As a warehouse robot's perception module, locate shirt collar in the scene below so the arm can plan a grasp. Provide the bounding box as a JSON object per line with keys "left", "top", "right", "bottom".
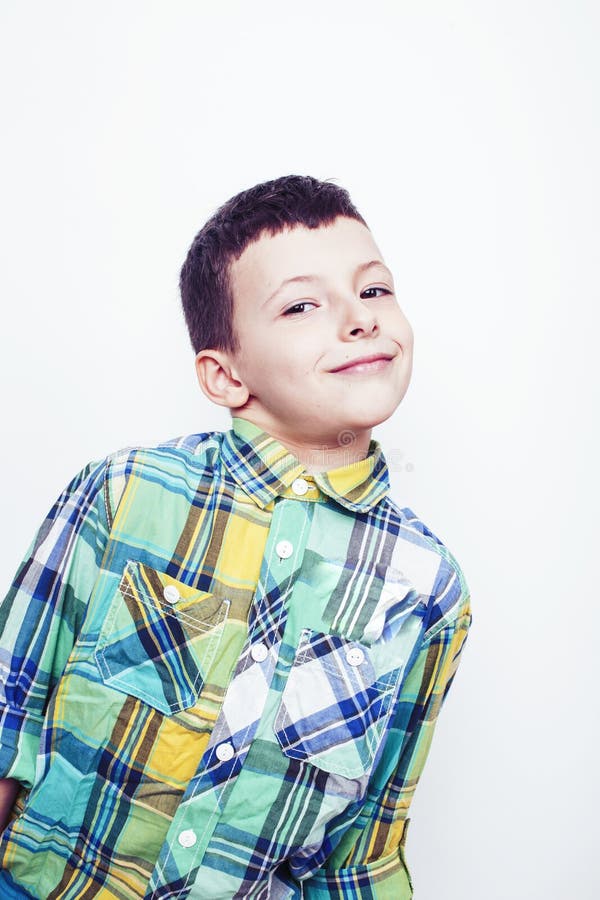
{"left": 221, "top": 416, "right": 390, "bottom": 513}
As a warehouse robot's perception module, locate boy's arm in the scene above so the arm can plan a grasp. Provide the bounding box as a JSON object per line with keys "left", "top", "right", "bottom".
{"left": 303, "top": 591, "right": 473, "bottom": 898}
{"left": 0, "top": 457, "right": 111, "bottom": 791}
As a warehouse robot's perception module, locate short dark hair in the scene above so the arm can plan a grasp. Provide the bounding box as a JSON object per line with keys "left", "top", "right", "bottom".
{"left": 179, "top": 174, "right": 368, "bottom": 356}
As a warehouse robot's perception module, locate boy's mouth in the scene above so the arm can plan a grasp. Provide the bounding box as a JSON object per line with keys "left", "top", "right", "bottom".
{"left": 328, "top": 353, "right": 395, "bottom": 374}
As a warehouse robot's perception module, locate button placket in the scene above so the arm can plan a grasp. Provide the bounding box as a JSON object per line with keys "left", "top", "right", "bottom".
{"left": 150, "top": 500, "right": 312, "bottom": 894}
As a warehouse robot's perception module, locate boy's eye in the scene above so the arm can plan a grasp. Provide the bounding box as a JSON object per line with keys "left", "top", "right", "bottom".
{"left": 361, "top": 286, "right": 392, "bottom": 299}
{"left": 282, "top": 301, "right": 317, "bottom": 316}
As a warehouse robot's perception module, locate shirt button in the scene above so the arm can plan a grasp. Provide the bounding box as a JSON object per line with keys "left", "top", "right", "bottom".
{"left": 178, "top": 829, "right": 197, "bottom": 848}
{"left": 275, "top": 540, "right": 293, "bottom": 559}
{"left": 346, "top": 647, "right": 365, "bottom": 667}
{"left": 215, "top": 742, "right": 235, "bottom": 761}
{"left": 250, "top": 642, "right": 268, "bottom": 663}
{"left": 163, "top": 585, "right": 181, "bottom": 604}
{"left": 291, "top": 478, "right": 309, "bottom": 495}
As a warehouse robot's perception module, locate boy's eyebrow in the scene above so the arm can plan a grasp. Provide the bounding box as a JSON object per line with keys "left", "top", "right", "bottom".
{"left": 262, "top": 259, "right": 393, "bottom": 308}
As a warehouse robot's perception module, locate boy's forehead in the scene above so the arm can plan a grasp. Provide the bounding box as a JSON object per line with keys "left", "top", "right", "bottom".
{"left": 229, "top": 217, "right": 385, "bottom": 303}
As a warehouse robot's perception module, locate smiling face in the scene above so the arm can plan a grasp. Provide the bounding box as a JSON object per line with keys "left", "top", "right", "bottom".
{"left": 195, "top": 215, "right": 414, "bottom": 460}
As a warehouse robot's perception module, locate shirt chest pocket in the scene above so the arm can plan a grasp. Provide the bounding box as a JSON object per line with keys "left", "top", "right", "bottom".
{"left": 94, "top": 559, "right": 229, "bottom": 716}
{"left": 273, "top": 629, "right": 401, "bottom": 780}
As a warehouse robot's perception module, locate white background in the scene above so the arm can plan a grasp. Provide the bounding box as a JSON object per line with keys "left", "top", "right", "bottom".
{"left": 1, "top": 2, "right": 598, "bottom": 898}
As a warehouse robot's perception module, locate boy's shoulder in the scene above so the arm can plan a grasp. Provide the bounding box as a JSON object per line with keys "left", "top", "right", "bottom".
{"left": 385, "top": 494, "right": 467, "bottom": 577}
{"left": 109, "top": 427, "right": 223, "bottom": 463}
{"left": 381, "top": 493, "right": 471, "bottom": 635}
{"left": 103, "top": 428, "right": 224, "bottom": 478}
{"left": 82, "top": 428, "right": 225, "bottom": 525}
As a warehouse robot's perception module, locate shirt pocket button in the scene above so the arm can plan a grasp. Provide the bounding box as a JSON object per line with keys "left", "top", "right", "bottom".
{"left": 163, "top": 584, "right": 181, "bottom": 605}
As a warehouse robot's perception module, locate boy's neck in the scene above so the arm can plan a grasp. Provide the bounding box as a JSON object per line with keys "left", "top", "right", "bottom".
{"left": 230, "top": 413, "right": 373, "bottom": 474}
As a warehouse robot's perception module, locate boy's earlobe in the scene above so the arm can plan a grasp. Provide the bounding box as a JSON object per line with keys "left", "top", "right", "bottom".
{"left": 194, "top": 350, "right": 249, "bottom": 409}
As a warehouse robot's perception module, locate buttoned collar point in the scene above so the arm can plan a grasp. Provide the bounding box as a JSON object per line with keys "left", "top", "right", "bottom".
{"left": 222, "top": 416, "right": 391, "bottom": 513}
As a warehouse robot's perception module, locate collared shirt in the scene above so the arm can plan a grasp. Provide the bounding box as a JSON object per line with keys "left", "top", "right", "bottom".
{"left": 0, "top": 416, "right": 473, "bottom": 899}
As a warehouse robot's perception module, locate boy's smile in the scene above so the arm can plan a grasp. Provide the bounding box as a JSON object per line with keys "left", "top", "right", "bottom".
{"left": 195, "top": 215, "right": 414, "bottom": 471}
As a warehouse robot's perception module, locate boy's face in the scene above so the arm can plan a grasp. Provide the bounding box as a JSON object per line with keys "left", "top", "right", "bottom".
{"left": 204, "top": 215, "right": 413, "bottom": 448}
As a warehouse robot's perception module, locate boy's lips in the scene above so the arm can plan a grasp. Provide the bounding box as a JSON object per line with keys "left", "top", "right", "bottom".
{"left": 328, "top": 352, "right": 396, "bottom": 374}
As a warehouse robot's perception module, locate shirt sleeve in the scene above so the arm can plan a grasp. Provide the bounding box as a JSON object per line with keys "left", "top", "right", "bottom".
{"left": 0, "top": 457, "right": 111, "bottom": 788}
{"left": 303, "top": 588, "right": 473, "bottom": 899}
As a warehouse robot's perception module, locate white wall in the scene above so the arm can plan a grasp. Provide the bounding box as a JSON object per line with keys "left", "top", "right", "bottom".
{"left": 1, "top": 2, "right": 598, "bottom": 897}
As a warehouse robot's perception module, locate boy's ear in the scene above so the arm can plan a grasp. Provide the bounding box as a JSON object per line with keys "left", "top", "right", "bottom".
{"left": 194, "top": 349, "right": 250, "bottom": 409}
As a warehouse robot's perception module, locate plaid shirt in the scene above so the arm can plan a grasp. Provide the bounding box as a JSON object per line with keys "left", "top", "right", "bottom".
{"left": 0, "top": 416, "right": 472, "bottom": 898}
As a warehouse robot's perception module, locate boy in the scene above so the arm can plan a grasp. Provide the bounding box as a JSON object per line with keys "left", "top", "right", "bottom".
{"left": 0, "top": 174, "right": 472, "bottom": 898}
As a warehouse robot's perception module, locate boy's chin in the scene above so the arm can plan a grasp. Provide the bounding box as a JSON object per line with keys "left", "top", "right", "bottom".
{"left": 337, "top": 403, "right": 401, "bottom": 431}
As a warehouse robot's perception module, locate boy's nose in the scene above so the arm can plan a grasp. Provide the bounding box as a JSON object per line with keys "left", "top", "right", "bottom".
{"left": 340, "top": 298, "right": 380, "bottom": 337}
